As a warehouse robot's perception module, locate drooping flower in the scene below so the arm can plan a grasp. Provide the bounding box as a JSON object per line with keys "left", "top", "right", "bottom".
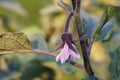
{"left": 56, "top": 33, "right": 80, "bottom": 64}
{"left": 54, "top": 12, "right": 80, "bottom": 64}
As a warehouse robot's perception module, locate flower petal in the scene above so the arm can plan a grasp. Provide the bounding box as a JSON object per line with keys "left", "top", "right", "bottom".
{"left": 69, "top": 49, "right": 80, "bottom": 59}
{"left": 69, "top": 43, "right": 80, "bottom": 59}
{"left": 56, "top": 43, "right": 69, "bottom": 64}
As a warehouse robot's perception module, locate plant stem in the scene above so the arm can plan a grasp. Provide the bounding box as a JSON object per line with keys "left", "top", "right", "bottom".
{"left": 64, "top": 12, "right": 73, "bottom": 32}
{"left": 71, "top": 0, "right": 94, "bottom": 76}
{"left": 0, "top": 49, "right": 84, "bottom": 69}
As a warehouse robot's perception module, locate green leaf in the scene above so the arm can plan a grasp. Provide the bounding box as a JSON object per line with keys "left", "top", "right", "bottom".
{"left": 0, "top": 33, "right": 33, "bottom": 51}
{"left": 98, "top": 20, "right": 114, "bottom": 41}
{"left": 81, "top": 11, "right": 96, "bottom": 40}
{"left": 94, "top": 5, "right": 120, "bottom": 38}
{"left": 103, "top": 29, "right": 120, "bottom": 52}
{"left": 109, "top": 46, "right": 120, "bottom": 80}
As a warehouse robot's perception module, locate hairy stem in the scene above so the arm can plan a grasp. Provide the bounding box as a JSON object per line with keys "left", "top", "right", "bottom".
{"left": 0, "top": 49, "right": 84, "bottom": 69}
{"left": 71, "top": 0, "right": 94, "bottom": 76}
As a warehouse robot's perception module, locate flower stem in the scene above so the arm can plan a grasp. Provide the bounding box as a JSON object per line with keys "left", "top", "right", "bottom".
{"left": 71, "top": 0, "right": 94, "bottom": 76}
{"left": 64, "top": 12, "right": 73, "bottom": 33}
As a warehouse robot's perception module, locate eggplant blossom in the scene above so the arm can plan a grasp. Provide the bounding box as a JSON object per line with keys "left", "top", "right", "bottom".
{"left": 56, "top": 33, "right": 80, "bottom": 64}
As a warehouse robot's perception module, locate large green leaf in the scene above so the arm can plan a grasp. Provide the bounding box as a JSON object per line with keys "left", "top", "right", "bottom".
{"left": 0, "top": 33, "right": 32, "bottom": 51}
{"left": 109, "top": 47, "right": 120, "bottom": 80}
{"left": 94, "top": 5, "right": 120, "bottom": 38}
{"left": 80, "top": 11, "right": 96, "bottom": 40}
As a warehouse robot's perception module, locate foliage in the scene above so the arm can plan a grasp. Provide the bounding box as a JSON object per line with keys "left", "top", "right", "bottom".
{"left": 0, "top": 33, "right": 32, "bottom": 50}
{"left": 0, "top": 0, "right": 52, "bottom": 26}
{"left": 81, "top": 4, "right": 120, "bottom": 80}
{"left": 0, "top": 0, "right": 120, "bottom": 80}
{"left": 93, "top": 5, "right": 120, "bottom": 39}
{"left": 109, "top": 47, "right": 120, "bottom": 80}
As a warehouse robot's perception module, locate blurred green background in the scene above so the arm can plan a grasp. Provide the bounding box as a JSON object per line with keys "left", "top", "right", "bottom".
{"left": 0, "top": 0, "right": 120, "bottom": 80}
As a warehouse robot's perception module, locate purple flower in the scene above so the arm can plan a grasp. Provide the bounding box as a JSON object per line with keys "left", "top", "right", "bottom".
{"left": 56, "top": 33, "right": 80, "bottom": 64}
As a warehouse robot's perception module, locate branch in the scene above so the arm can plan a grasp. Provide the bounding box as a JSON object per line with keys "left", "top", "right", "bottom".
{"left": 72, "top": 0, "right": 82, "bottom": 36}
{"left": 71, "top": 0, "right": 94, "bottom": 76}
{"left": 0, "top": 49, "right": 84, "bottom": 69}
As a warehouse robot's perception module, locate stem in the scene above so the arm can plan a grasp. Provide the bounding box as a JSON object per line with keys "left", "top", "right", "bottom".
{"left": 0, "top": 49, "right": 84, "bottom": 69}
{"left": 71, "top": 0, "right": 76, "bottom": 10}
{"left": 64, "top": 12, "right": 73, "bottom": 32}
{"left": 71, "top": 0, "right": 94, "bottom": 76}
